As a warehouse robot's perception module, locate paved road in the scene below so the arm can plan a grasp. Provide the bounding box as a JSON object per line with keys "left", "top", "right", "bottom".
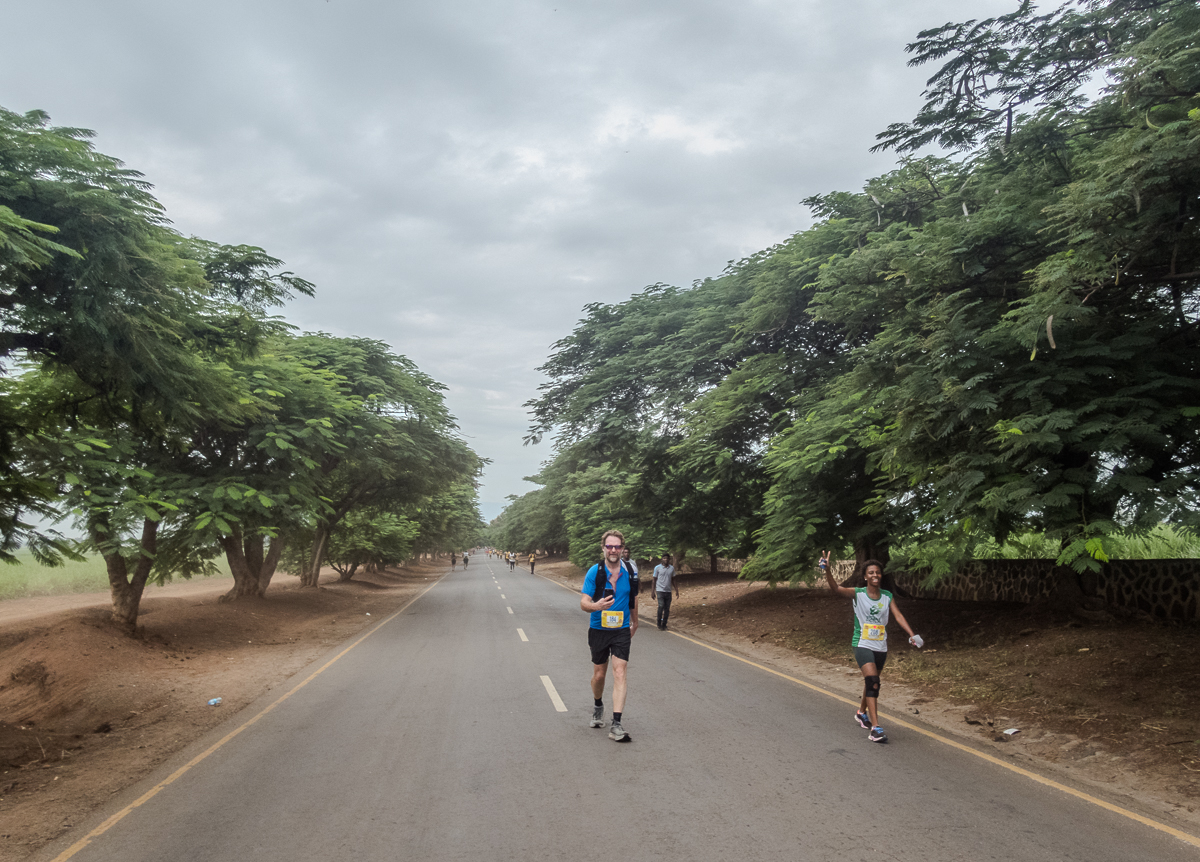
{"left": 43, "top": 559, "right": 1199, "bottom": 861}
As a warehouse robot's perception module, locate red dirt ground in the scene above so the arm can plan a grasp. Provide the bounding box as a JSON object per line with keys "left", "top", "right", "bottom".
{"left": 0, "top": 565, "right": 441, "bottom": 862}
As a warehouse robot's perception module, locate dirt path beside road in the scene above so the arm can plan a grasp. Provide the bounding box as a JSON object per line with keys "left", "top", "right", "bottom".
{"left": 0, "top": 565, "right": 443, "bottom": 862}
{"left": 0, "top": 576, "right": 236, "bottom": 628}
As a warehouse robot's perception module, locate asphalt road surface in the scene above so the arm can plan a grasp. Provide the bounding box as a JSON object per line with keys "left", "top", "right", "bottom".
{"left": 42, "top": 559, "right": 1200, "bottom": 862}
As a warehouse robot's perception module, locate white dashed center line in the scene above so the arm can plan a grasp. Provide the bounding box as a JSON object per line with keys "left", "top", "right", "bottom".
{"left": 540, "top": 675, "right": 568, "bottom": 712}
{"left": 517, "top": 628, "right": 529, "bottom": 642}
{"left": 507, "top": 607, "right": 513, "bottom": 614}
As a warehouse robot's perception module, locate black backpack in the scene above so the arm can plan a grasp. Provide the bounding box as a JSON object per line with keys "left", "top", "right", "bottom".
{"left": 590, "top": 560, "right": 639, "bottom": 601}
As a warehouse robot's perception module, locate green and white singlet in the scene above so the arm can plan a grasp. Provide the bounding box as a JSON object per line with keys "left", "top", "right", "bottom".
{"left": 851, "top": 587, "right": 893, "bottom": 652}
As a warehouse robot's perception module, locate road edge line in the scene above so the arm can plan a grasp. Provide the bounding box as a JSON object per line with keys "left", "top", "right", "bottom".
{"left": 666, "top": 629, "right": 1200, "bottom": 848}
{"left": 48, "top": 575, "right": 446, "bottom": 862}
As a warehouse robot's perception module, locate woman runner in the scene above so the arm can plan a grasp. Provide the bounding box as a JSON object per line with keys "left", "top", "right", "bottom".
{"left": 821, "top": 551, "right": 922, "bottom": 744}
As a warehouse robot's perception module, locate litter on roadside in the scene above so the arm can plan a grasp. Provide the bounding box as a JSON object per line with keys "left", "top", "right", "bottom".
{"left": 207, "top": 698, "right": 222, "bottom": 706}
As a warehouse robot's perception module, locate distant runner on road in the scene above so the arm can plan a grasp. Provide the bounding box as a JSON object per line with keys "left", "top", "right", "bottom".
{"left": 462, "top": 551, "right": 469, "bottom": 568}
{"left": 822, "top": 552, "right": 922, "bottom": 744}
{"left": 581, "top": 529, "right": 638, "bottom": 742}
{"left": 451, "top": 552, "right": 457, "bottom": 571}
{"left": 529, "top": 553, "right": 535, "bottom": 574}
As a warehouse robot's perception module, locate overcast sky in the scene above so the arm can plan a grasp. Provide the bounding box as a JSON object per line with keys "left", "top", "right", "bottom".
{"left": 2, "top": 0, "right": 1015, "bottom": 519}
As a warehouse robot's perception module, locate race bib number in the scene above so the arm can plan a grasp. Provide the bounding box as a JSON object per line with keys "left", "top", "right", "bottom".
{"left": 861, "top": 623, "right": 885, "bottom": 642}
{"left": 601, "top": 610, "right": 625, "bottom": 629}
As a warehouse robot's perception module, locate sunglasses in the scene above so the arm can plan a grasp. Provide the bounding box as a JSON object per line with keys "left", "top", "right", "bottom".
{"left": 603, "top": 543, "right": 624, "bottom": 550}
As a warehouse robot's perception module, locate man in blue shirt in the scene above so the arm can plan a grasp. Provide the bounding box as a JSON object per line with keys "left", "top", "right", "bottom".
{"left": 580, "top": 529, "right": 639, "bottom": 741}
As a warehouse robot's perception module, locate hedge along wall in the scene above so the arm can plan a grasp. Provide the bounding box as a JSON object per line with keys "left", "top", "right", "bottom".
{"left": 890, "top": 559, "right": 1200, "bottom": 622}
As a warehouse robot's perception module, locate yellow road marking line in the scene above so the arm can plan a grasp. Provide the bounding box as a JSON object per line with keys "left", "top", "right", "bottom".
{"left": 532, "top": 574, "right": 1198, "bottom": 844}
{"left": 50, "top": 577, "right": 444, "bottom": 862}
{"left": 668, "top": 629, "right": 1200, "bottom": 848}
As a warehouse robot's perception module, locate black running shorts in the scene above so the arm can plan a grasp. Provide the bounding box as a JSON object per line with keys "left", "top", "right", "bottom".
{"left": 589, "top": 627, "right": 632, "bottom": 665}
{"left": 853, "top": 647, "right": 887, "bottom": 671}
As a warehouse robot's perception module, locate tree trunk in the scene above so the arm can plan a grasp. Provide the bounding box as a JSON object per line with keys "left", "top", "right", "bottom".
{"left": 256, "top": 537, "right": 283, "bottom": 595}
{"left": 220, "top": 528, "right": 257, "bottom": 601}
{"left": 853, "top": 537, "right": 890, "bottom": 572}
{"left": 220, "top": 531, "right": 284, "bottom": 599}
{"left": 709, "top": 551, "right": 718, "bottom": 574}
{"left": 337, "top": 561, "right": 359, "bottom": 582}
{"left": 850, "top": 537, "right": 906, "bottom": 594}
{"left": 300, "top": 525, "right": 330, "bottom": 588}
{"left": 93, "top": 515, "right": 158, "bottom": 633}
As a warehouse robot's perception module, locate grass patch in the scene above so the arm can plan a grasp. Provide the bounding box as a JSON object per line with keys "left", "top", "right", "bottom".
{"left": 0, "top": 552, "right": 111, "bottom": 599}
{"left": 0, "top": 551, "right": 230, "bottom": 600}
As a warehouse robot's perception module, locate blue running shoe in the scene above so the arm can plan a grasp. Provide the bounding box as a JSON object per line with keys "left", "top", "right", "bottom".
{"left": 854, "top": 711, "right": 871, "bottom": 729}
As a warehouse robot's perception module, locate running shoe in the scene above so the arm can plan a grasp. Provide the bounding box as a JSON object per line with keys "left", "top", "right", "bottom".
{"left": 854, "top": 711, "right": 870, "bottom": 729}
{"left": 590, "top": 705, "right": 605, "bottom": 728}
{"left": 608, "top": 721, "right": 630, "bottom": 742}
{"left": 868, "top": 726, "right": 888, "bottom": 744}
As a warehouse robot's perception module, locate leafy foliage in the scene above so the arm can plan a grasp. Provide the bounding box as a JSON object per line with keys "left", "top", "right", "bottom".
{"left": 0, "top": 106, "right": 483, "bottom": 627}
{"left": 504, "top": 0, "right": 1200, "bottom": 587}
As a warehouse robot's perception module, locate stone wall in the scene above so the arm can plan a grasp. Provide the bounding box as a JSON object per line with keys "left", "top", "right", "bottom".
{"left": 891, "top": 559, "right": 1200, "bottom": 622}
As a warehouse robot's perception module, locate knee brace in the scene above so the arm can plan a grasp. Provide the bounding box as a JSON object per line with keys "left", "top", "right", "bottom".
{"left": 864, "top": 675, "right": 881, "bottom": 699}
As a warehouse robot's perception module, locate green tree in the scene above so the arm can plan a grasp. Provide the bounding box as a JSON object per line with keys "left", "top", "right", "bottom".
{"left": 279, "top": 335, "right": 483, "bottom": 585}
{"left": 325, "top": 509, "right": 420, "bottom": 581}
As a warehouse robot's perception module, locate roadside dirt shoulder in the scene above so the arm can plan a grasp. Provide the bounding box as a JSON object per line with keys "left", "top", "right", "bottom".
{"left": 540, "top": 559, "right": 1200, "bottom": 836}
{"left": 0, "top": 565, "right": 444, "bottom": 862}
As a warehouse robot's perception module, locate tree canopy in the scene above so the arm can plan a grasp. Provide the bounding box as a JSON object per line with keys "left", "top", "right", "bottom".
{"left": 0, "top": 107, "right": 483, "bottom": 629}
{"left": 503, "top": 0, "right": 1200, "bottom": 584}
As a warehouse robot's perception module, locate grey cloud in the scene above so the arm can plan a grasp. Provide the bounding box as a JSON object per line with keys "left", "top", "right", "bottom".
{"left": 1, "top": 0, "right": 1017, "bottom": 510}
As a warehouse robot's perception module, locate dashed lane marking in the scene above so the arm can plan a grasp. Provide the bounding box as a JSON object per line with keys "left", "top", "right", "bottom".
{"left": 507, "top": 607, "right": 513, "bottom": 614}
{"left": 517, "top": 628, "right": 529, "bottom": 642}
{"left": 540, "top": 675, "right": 568, "bottom": 712}
{"left": 532, "top": 571, "right": 1198, "bottom": 846}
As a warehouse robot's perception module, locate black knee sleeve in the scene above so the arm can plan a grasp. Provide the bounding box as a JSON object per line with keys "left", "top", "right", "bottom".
{"left": 864, "top": 675, "right": 881, "bottom": 699}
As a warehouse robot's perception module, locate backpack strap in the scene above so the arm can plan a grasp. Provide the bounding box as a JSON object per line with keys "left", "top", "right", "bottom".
{"left": 590, "top": 559, "right": 628, "bottom": 600}
{"left": 591, "top": 563, "right": 609, "bottom": 601}
{"left": 590, "top": 561, "right": 639, "bottom": 601}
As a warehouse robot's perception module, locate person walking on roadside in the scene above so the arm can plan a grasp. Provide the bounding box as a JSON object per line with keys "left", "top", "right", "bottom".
{"left": 821, "top": 551, "right": 922, "bottom": 744}
{"left": 451, "top": 552, "right": 457, "bottom": 571}
{"left": 621, "top": 547, "right": 638, "bottom": 580}
{"left": 652, "top": 553, "right": 679, "bottom": 630}
{"left": 581, "top": 529, "right": 638, "bottom": 742}
{"left": 529, "top": 553, "right": 536, "bottom": 575}
{"left": 462, "top": 551, "right": 469, "bottom": 568}
{"left": 508, "top": 551, "right": 516, "bottom": 571}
